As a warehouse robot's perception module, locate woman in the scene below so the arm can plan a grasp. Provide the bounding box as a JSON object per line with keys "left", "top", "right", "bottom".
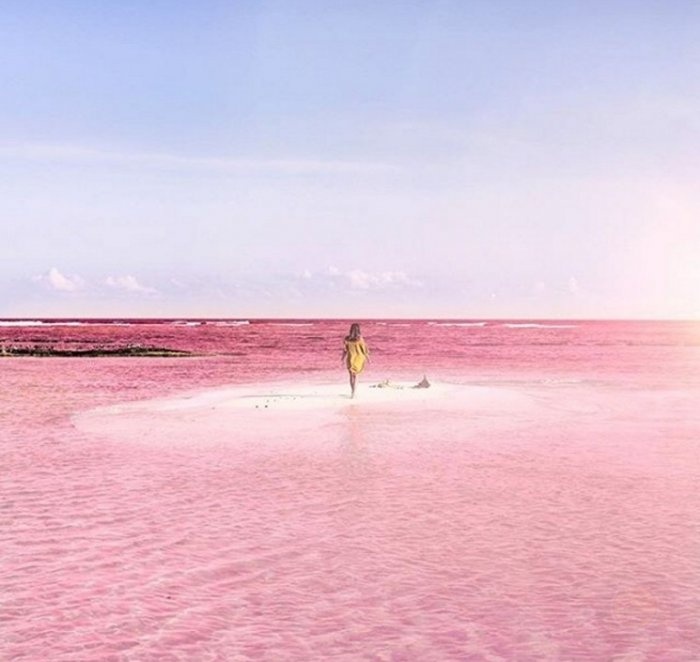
{"left": 341, "top": 323, "right": 370, "bottom": 398}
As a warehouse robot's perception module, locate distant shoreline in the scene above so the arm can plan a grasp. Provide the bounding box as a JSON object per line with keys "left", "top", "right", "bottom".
{"left": 0, "top": 346, "right": 193, "bottom": 358}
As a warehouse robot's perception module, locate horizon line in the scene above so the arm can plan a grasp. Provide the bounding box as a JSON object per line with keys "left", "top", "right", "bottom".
{"left": 1, "top": 316, "right": 698, "bottom": 323}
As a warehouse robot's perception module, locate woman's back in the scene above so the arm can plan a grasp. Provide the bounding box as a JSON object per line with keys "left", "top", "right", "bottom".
{"left": 343, "top": 323, "right": 368, "bottom": 397}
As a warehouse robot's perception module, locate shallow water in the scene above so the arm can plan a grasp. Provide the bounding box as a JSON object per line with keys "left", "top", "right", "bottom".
{"left": 2, "top": 320, "right": 700, "bottom": 660}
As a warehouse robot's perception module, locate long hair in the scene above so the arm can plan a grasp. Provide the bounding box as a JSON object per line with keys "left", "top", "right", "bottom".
{"left": 346, "top": 322, "right": 361, "bottom": 341}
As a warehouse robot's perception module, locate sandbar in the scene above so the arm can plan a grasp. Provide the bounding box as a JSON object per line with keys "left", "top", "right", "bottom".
{"left": 73, "top": 379, "right": 534, "bottom": 447}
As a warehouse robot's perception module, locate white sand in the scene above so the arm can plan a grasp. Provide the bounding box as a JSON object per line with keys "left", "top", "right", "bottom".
{"left": 80, "top": 379, "right": 527, "bottom": 415}
{"left": 154, "top": 380, "right": 450, "bottom": 411}
{"left": 73, "top": 380, "right": 534, "bottom": 446}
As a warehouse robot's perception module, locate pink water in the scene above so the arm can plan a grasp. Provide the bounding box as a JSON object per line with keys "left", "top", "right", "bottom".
{"left": 2, "top": 320, "right": 700, "bottom": 660}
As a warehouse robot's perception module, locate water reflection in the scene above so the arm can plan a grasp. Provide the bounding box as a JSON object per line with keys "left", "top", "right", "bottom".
{"left": 336, "top": 405, "right": 375, "bottom": 483}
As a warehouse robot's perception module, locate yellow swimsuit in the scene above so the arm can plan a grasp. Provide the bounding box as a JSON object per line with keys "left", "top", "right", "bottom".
{"left": 345, "top": 338, "right": 369, "bottom": 374}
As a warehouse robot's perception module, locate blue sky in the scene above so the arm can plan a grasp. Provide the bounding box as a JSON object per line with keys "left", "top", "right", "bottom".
{"left": 2, "top": 1, "right": 699, "bottom": 317}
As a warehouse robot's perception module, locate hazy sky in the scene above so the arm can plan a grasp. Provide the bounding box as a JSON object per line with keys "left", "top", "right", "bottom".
{"left": 2, "top": 1, "right": 699, "bottom": 318}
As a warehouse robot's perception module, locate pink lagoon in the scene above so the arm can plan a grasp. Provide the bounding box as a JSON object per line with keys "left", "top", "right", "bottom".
{"left": 2, "top": 318, "right": 700, "bottom": 660}
{"left": 6, "top": 1, "right": 700, "bottom": 659}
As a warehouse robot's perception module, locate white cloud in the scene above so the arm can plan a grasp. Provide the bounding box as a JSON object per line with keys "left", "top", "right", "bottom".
{"left": 302, "top": 267, "right": 421, "bottom": 291}
{"left": 105, "top": 275, "right": 157, "bottom": 295}
{"left": 568, "top": 276, "right": 580, "bottom": 294}
{"left": 32, "top": 267, "right": 84, "bottom": 292}
{"left": 346, "top": 269, "right": 418, "bottom": 290}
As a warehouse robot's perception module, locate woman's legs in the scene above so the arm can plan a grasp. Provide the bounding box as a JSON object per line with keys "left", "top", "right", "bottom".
{"left": 349, "top": 371, "right": 357, "bottom": 397}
